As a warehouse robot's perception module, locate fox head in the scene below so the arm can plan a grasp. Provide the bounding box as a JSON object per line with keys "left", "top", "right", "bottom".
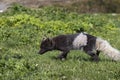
{"left": 38, "top": 38, "right": 55, "bottom": 55}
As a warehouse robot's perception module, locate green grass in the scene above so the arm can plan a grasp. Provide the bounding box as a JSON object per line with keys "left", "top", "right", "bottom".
{"left": 1, "top": 32, "right": 120, "bottom": 80}
{"left": 1, "top": 45, "right": 120, "bottom": 80}
{"left": 0, "top": 4, "right": 120, "bottom": 80}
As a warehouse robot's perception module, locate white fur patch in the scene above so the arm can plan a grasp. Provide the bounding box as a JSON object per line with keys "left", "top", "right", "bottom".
{"left": 96, "top": 38, "right": 120, "bottom": 61}
{"left": 73, "top": 33, "right": 87, "bottom": 49}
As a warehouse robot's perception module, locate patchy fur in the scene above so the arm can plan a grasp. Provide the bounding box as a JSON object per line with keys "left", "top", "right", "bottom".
{"left": 73, "top": 33, "right": 87, "bottom": 49}
{"left": 38, "top": 32, "right": 120, "bottom": 61}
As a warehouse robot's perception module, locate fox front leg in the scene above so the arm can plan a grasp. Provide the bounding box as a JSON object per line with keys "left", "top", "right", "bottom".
{"left": 57, "top": 50, "right": 70, "bottom": 60}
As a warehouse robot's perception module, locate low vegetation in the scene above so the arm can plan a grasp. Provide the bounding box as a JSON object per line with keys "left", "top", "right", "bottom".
{"left": 0, "top": 4, "right": 120, "bottom": 80}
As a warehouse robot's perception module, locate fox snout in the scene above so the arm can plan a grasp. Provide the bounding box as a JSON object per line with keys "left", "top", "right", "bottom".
{"left": 38, "top": 49, "right": 46, "bottom": 55}
{"left": 38, "top": 37, "right": 55, "bottom": 55}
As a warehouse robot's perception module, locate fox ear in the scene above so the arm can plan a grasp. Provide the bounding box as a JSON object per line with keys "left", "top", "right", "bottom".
{"left": 42, "top": 37, "right": 47, "bottom": 41}
{"left": 48, "top": 38, "right": 52, "bottom": 41}
{"left": 47, "top": 38, "right": 53, "bottom": 43}
{"left": 48, "top": 38, "right": 55, "bottom": 47}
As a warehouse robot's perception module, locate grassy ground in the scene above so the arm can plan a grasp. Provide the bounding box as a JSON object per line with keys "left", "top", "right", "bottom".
{"left": 0, "top": 27, "right": 120, "bottom": 80}
{"left": 0, "top": 4, "right": 120, "bottom": 80}
{"left": 1, "top": 42, "right": 120, "bottom": 80}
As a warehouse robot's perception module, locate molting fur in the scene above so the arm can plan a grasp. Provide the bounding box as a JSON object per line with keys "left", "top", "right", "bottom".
{"left": 73, "top": 33, "right": 87, "bottom": 49}
{"left": 38, "top": 32, "right": 120, "bottom": 61}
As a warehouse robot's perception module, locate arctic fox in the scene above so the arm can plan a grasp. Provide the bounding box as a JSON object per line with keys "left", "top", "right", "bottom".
{"left": 38, "top": 32, "right": 120, "bottom": 61}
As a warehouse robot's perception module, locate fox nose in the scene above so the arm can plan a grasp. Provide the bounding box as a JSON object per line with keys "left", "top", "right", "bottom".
{"left": 38, "top": 51, "right": 42, "bottom": 55}
{"left": 38, "top": 49, "right": 45, "bottom": 55}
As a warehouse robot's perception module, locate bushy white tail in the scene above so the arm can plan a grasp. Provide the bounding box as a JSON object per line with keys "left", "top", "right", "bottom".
{"left": 96, "top": 38, "right": 120, "bottom": 61}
